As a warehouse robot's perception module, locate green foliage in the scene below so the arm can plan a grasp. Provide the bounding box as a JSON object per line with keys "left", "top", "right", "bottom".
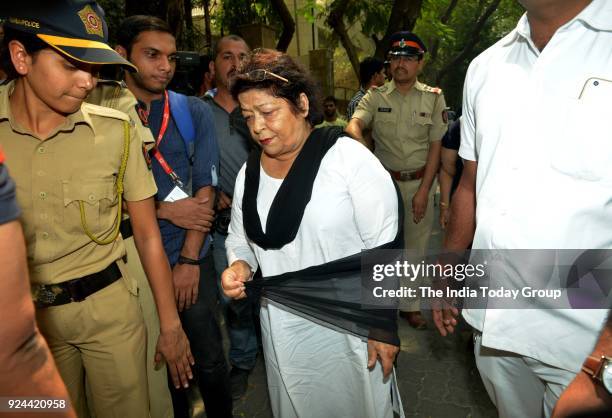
{"left": 216, "top": 0, "right": 282, "bottom": 35}
{"left": 297, "top": 0, "right": 326, "bottom": 25}
{"left": 351, "top": 0, "right": 391, "bottom": 36}
{"left": 414, "top": 0, "right": 523, "bottom": 109}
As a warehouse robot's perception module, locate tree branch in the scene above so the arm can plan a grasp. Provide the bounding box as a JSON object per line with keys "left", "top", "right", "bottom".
{"left": 435, "top": 0, "right": 502, "bottom": 84}
{"left": 429, "top": 0, "right": 460, "bottom": 63}
{"left": 270, "top": 0, "right": 295, "bottom": 52}
{"left": 327, "top": 0, "right": 360, "bottom": 77}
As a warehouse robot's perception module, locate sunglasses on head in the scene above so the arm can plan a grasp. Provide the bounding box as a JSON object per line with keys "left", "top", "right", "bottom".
{"left": 244, "top": 69, "right": 289, "bottom": 83}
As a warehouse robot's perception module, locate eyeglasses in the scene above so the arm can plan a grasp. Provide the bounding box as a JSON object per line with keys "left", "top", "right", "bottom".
{"left": 245, "top": 69, "right": 289, "bottom": 83}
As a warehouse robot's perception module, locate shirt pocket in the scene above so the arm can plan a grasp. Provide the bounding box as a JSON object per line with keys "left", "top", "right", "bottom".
{"left": 549, "top": 99, "right": 612, "bottom": 184}
{"left": 411, "top": 114, "right": 433, "bottom": 144}
{"left": 62, "top": 179, "right": 118, "bottom": 235}
{"left": 373, "top": 113, "right": 396, "bottom": 140}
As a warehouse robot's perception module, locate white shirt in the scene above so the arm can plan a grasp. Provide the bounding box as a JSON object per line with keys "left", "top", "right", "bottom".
{"left": 459, "top": 0, "right": 611, "bottom": 372}
{"left": 227, "top": 135, "right": 398, "bottom": 276}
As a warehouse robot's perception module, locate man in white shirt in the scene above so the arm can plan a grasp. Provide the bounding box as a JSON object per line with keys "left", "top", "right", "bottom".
{"left": 435, "top": 1, "right": 611, "bottom": 417}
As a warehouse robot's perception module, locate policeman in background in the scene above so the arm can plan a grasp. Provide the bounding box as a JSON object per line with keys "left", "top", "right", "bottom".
{"left": 0, "top": 1, "right": 193, "bottom": 417}
{"left": 346, "top": 31, "right": 448, "bottom": 329}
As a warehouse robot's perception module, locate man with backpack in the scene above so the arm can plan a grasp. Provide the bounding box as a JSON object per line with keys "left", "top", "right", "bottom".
{"left": 116, "top": 15, "right": 232, "bottom": 418}
{"left": 202, "top": 34, "right": 259, "bottom": 400}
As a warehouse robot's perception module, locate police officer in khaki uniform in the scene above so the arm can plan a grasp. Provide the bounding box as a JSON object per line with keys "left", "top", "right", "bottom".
{"left": 346, "top": 31, "right": 448, "bottom": 328}
{"left": 87, "top": 80, "right": 174, "bottom": 418}
{"left": 0, "top": 2, "right": 194, "bottom": 417}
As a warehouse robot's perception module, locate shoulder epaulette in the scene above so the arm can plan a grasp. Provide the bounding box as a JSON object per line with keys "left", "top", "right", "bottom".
{"left": 96, "top": 79, "right": 127, "bottom": 89}
{"left": 82, "top": 103, "right": 130, "bottom": 122}
{"left": 374, "top": 84, "right": 388, "bottom": 93}
{"left": 424, "top": 85, "right": 443, "bottom": 95}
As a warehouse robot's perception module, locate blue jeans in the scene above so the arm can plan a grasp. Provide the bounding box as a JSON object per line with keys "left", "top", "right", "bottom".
{"left": 212, "top": 231, "right": 259, "bottom": 371}
{"left": 168, "top": 251, "right": 232, "bottom": 418}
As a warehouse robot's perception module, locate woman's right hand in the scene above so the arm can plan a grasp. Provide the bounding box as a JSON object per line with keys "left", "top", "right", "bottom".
{"left": 221, "top": 260, "right": 252, "bottom": 300}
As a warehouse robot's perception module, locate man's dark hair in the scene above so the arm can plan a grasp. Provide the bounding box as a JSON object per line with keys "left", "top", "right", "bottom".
{"left": 1, "top": 27, "right": 48, "bottom": 80}
{"left": 230, "top": 49, "right": 323, "bottom": 127}
{"left": 359, "top": 57, "right": 384, "bottom": 88}
{"left": 211, "top": 35, "right": 248, "bottom": 59}
{"left": 116, "top": 15, "right": 172, "bottom": 57}
{"left": 323, "top": 96, "right": 337, "bottom": 104}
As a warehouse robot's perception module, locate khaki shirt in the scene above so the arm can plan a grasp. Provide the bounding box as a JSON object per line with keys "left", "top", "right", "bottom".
{"left": 87, "top": 80, "right": 155, "bottom": 150}
{"left": 0, "top": 82, "right": 157, "bottom": 285}
{"left": 352, "top": 79, "right": 448, "bottom": 171}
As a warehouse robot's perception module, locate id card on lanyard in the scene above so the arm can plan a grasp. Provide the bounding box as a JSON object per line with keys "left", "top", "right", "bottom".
{"left": 148, "top": 91, "right": 189, "bottom": 202}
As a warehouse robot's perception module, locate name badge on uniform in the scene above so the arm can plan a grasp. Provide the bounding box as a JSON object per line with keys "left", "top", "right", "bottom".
{"left": 377, "top": 107, "right": 392, "bottom": 113}
{"left": 164, "top": 185, "right": 189, "bottom": 202}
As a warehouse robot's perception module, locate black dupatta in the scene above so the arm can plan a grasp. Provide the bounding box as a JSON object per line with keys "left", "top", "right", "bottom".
{"left": 242, "top": 126, "right": 403, "bottom": 346}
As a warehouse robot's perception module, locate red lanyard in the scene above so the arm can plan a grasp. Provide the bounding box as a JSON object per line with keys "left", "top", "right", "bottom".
{"left": 150, "top": 91, "right": 183, "bottom": 186}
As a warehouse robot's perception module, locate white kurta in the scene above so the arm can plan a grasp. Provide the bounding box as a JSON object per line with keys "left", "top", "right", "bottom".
{"left": 226, "top": 136, "right": 403, "bottom": 418}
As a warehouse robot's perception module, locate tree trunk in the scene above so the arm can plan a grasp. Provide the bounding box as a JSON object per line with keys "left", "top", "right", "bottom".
{"left": 270, "top": 0, "right": 295, "bottom": 52}
{"left": 203, "top": 0, "right": 212, "bottom": 48}
{"left": 374, "top": 0, "right": 423, "bottom": 59}
{"left": 183, "top": 0, "right": 193, "bottom": 49}
{"left": 165, "top": 0, "right": 185, "bottom": 47}
{"left": 435, "top": 0, "right": 502, "bottom": 84}
{"left": 327, "top": 0, "right": 360, "bottom": 77}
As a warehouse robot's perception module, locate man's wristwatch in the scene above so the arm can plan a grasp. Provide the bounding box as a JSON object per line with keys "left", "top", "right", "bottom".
{"left": 582, "top": 355, "right": 612, "bottom": 395}
{"left": 177, "top": 255, "right": 202, "bottom": 265}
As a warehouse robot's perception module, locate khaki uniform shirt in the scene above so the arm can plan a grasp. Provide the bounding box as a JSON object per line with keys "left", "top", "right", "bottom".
{"left": 0, "top": 82, "right": 157, "bottom": 285}
{"left": 87, "top": 80, "right": 156, "bottom": 150}
{"left": 352, "top": 79, "right": 448, "bottom": 171}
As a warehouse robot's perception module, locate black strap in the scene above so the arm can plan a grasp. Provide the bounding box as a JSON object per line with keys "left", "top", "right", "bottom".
{"left": 242, "top": 126, "right": 344, "bottom": 250}
{"left": 245, "top": 180, "right": 405, "bottom": 346}
{"left": 33, "top": 263, "right": 122, "bottom": 308}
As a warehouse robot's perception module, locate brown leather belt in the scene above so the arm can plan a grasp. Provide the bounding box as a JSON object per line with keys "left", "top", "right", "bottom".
{"left": 388, "top": 166, "right": 426, "bottom": 181}
{"left": 32, "top": 263, "right": 122, "bottom": 308}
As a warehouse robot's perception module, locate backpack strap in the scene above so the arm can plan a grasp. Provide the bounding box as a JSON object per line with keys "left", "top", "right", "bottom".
{"left": 168, "top": 90, "right": 195, "bottom": 162}
{"left": 167, "top": 90, "right": 195, "bottom": 194}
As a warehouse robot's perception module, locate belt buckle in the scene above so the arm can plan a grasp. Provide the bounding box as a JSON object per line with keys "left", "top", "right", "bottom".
{"left": 33, "top": 284, "right": 59, "bottom": 306}
{"left": 399, "top": 171, "right": 410, "bottom": 181}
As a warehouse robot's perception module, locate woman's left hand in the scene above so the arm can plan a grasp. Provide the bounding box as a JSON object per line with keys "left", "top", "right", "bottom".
{"left": 367, "top": 339, "right": 399, "bottom": 379}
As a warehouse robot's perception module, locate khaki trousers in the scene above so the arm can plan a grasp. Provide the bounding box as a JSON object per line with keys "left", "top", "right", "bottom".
{"left": 36, "top": 273, "right": 149, "bottom": 418}
{"left": 396, "top": 178, "right": 436, "bottom": 312}
{"left": 124, "top": 236, "right": 174, "bottom": 418}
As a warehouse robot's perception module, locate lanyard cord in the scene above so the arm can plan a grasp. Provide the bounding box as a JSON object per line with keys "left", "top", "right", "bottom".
{"left": 150, "top": 91, "right": 183, "bottom": 186}
{"left": 79, "top": 120, "right": 130, "bottom": 245}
